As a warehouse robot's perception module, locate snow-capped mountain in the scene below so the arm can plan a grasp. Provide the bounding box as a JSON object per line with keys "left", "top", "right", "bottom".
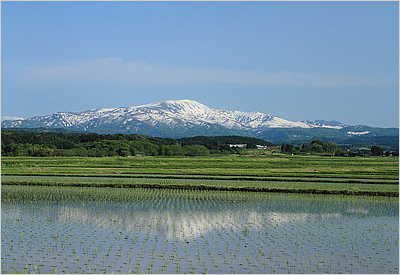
{"left": 1, "top": 99, "right": 345, "bottom": 135}
{"left": 3, "top": 99, "right": 399, "bottom": 146}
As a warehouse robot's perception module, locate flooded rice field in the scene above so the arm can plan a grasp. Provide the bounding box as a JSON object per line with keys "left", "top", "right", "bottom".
{"left": 1, "top": 185, "right": 398, "bottom": 273}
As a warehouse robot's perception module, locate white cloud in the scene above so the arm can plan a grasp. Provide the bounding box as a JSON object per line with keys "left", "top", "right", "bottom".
{"left": 21, "top": 57, "right": 394, "bottom": 88}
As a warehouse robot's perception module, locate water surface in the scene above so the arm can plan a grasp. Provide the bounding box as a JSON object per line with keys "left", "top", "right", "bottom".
{"left": 2, "top": 185, "right": 398, "bottom": 273}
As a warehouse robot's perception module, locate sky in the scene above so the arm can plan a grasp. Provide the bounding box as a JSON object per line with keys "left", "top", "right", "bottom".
{"left": 1, "top": 1, "right": 399, "bottom": 128}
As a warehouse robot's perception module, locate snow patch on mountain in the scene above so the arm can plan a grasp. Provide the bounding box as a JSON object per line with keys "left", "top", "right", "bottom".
{"left": 347, "top": 131, "right": 371, "bottom": 136}
{"left": 304, "top": 120, "right": 346, "bottom": 129}
{"left": 1, "top": 116, "right": 24, "bottom": 121}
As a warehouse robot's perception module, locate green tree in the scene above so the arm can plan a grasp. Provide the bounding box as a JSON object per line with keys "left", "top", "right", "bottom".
{"left": 246, "top": 143, "right": 257, "bottom": 149}
{"left": 371, "top": 146, "right": 383, "bottom": 156}
{"left": 281, "top": 143, "right": 286, "bottom": 153}
{"left": 281, "top": 143, "right": 293, "bottom": 153}
{"left": 183, "top": 145, "right": 210, "bottom": 156}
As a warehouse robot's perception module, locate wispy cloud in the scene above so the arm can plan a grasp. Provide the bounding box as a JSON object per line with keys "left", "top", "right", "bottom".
{"left": 21, "top": 57, "right": 395, "bottom": 88}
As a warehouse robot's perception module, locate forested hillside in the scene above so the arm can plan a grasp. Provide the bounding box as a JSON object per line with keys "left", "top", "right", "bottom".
{"left": 1, "top": 129, "right": 272, "bottom": 157}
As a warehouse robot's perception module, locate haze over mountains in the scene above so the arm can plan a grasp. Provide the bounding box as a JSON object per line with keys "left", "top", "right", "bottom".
{"left": 2, "top": 99, "right": 398, "bottom": 148}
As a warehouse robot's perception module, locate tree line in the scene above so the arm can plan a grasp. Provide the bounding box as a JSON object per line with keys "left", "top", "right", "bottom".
{"left": 281, "top": 140, "right": 398, "bottom": 156}
{"left": 281, "top": 140, "right": 344, "bottom": 155}
{"left": 1, "top": 130, "right": 271, "bottom": 157}
{"left": 3, "top": 129, "right": 397, "bottom": 157}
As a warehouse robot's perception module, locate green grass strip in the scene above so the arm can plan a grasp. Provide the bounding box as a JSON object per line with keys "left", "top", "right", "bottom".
{"left": 2, "top": 173, "right": 398, "bottom": 185}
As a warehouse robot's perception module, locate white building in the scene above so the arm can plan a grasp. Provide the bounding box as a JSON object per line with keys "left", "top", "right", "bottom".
{"left": 228, "top": 144, "right": 247, "bottom": 148}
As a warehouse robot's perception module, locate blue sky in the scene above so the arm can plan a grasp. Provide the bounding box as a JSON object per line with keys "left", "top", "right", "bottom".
{"left": 2, "top": 1, "right": 399, "bottom": 127}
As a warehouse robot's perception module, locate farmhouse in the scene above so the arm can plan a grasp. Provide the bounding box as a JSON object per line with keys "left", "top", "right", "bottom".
{"left": 229, "top": 144, "right": 247, "bottom": 148}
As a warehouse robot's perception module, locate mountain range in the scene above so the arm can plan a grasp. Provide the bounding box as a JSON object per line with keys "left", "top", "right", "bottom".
{"left": 2, "top": 99, "right": 398, "bottom": 149}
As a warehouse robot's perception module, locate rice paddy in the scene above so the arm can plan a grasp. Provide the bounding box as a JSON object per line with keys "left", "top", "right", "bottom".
{"left": 2, "top": 185, "right": 398, "bottom": 274}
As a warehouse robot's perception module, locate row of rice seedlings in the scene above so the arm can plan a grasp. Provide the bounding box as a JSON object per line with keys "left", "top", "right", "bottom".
{"left": 3, "top": 174, "right": 399, "bottom": 196}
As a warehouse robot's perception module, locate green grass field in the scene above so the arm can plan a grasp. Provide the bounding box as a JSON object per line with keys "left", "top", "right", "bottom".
{"left": 2, "top": 154, "right": 399, "bottom": 178}
{"left": 2, "top": 155, "right": 399, "bottom": 196}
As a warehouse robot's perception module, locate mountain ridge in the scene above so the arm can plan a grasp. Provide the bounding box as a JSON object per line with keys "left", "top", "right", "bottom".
{"left": 2, "top": 99, "right": 345, "bottom": 131}
{"left": 2, "top": 99, "right": 398, "bottom": 148}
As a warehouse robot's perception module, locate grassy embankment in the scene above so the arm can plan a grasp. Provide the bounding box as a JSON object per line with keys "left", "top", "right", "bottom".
{"left": 1, "top": 154, "right": 399, "bottom": 196}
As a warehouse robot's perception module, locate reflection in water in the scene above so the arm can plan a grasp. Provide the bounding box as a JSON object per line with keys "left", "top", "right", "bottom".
{"left": 2, "top": 186, "right": 399, "bottom": 274}
{"left": 56, "top": 206, "right": 347, "bottom": 239}
{"left": 58, "top": 206, "right": 263, "bottom": 239}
